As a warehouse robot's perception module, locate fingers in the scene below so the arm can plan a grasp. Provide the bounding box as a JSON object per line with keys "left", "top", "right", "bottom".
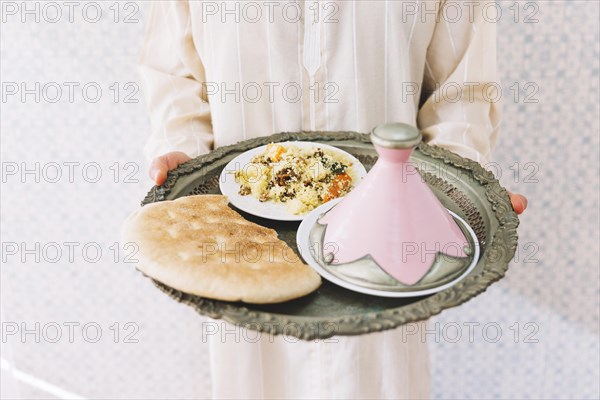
{"left": 518, "top": 194, "right": 528, "bottom": 210}
{"left": 508, "top": 191, "right": 528, "bottom": 215}
{"left": 149, "top": 152, "right": 192, "bottom": 185}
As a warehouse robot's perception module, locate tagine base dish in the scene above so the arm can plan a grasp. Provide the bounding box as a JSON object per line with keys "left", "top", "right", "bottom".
{"left": 296, "top": 198, "right": 481, "bottom": 298}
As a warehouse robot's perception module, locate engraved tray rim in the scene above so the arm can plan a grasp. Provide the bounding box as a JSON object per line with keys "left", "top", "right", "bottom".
{"left": 140, "top": 131, "right": 519, "bottom": 340}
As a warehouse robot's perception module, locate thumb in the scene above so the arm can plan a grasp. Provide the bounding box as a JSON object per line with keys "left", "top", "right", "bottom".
{"left": 149, "top": 152, "right": 191, "bottom": 185}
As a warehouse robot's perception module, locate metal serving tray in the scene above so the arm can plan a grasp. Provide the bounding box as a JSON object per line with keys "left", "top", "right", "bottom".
{"left": 140, "top": 131, "right": 519, "bottom": 340}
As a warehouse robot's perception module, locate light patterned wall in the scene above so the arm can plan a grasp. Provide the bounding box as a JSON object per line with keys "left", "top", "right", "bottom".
{"left": 1, "top": 1, "right": 598, "bottom": 399}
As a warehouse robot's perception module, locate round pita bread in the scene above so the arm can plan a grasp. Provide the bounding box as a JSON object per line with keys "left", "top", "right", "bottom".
{"left": 122, "top": 195, "right": 321, "bottom": 303}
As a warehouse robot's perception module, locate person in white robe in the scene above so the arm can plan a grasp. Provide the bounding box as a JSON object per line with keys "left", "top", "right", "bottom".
{"left": 138, "top": 1, "right": 528, "bottom": 398}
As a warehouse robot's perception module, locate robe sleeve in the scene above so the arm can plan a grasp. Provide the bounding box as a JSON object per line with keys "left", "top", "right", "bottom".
{"left": 417, "top": 0, "right": 502, "bottom": 166}
{"left": 138, "top": 1, "right": 213, "bottom": 161}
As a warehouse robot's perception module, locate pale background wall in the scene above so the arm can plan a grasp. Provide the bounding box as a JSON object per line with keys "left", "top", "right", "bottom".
{"left": 1, "top": 1, "right": 598, "bottom": 399}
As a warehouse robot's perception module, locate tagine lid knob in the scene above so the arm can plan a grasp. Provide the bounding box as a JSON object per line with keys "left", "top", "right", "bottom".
{"left": 371, "top": 123, "right": 422, "bottom": 149}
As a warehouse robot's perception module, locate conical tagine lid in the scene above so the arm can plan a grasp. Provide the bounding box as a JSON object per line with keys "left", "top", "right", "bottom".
{"left": 316, "top": 123, "right": 472, "bottom": 286}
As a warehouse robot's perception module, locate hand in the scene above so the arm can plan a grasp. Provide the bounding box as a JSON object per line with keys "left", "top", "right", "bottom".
{"left": 508, "top": 191, "right": 528, "bottom": 215}
{"left": 149, "top": 151, "right": 191, "bottom": 185}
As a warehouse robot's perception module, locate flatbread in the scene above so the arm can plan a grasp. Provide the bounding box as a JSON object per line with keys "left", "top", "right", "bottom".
{"left": 121, "top": 195, "right": 321, "bottom": 303}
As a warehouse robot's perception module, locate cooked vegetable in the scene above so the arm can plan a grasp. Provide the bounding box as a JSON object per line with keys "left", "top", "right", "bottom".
{"left": 323, "top": 173, "right": 352, "bottom": 202}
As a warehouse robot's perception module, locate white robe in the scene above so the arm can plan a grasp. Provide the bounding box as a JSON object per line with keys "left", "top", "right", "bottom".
{"left": 208, "top": 322, "right": 431, "bottom": 399}
{"left": 208, "top": 323, "right": 430, "bottom": 399}
{"left": 139, "top": 1, "right": 499, "bottom": 397}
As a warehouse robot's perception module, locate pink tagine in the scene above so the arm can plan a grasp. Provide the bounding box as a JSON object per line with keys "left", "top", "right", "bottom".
{"left": 318, "top": 123, "right": 469, "bottom": 285}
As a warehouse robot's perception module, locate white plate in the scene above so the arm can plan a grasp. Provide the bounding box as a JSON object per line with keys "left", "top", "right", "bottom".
{"left": 296, "top": 198, "right": 481, "bottom": 298}
{"left": 219, "top": 141, "right": 367, "bottom": 221}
